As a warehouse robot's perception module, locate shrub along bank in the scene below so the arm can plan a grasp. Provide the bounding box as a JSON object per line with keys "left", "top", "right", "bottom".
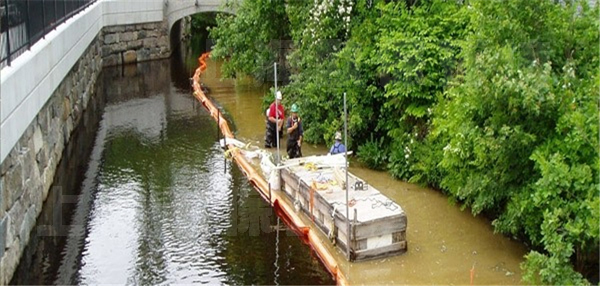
{"left": 206, "top": 0, "right": 599, "bottom": 284}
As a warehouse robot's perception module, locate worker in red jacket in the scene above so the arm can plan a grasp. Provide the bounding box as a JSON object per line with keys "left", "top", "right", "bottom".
{"left": 265, "top": 91, "right": 285, "bottom": 148}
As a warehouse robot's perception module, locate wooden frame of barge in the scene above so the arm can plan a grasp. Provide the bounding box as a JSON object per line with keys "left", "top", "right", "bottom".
{"left": 279, "top": 155, "right": 407, "bottom": 261}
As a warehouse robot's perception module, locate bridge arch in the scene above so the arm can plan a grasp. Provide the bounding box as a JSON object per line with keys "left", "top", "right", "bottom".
{"left": 164, "top": 0, "right": 236, "bottom": 36}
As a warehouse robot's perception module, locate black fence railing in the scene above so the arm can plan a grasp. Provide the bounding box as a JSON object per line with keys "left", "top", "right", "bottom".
{"left": 1, "top": 0, "right": 96, "bottom": 68}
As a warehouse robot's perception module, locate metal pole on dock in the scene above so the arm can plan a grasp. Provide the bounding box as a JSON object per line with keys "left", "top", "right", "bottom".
{"left": 221, "top": 110, "right": 227, "bottom": 174}
{"left": 219, "top": 110, "right": 223, "bottom": 142}
{"left": 274, "top": 62, "right": 281, "bottom": 165}
{"left": 344, "top": 92, "right": 350, "bottom": 261}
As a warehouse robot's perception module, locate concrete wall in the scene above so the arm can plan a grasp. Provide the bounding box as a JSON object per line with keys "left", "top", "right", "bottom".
{"left": 0, "top": 1, "right": 167, "bottom": 284}
{"left": 0, "top": 1, "right": 233, "bottom": 283}
{"left": 102, "top": 22, "right": 170, "bottom": 66}
{"left": 0, "top": 0, "right": 164, "bottom": 164}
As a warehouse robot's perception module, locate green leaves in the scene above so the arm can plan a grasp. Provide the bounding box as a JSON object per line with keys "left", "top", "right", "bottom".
{"left": 374, "top": 0, "right": 468, "bottom": 135}
{"left": 436, "top": 1, "right": 599, "bottom": 284}
{"left": 209, "top": 0, "right": 289, "bottom": 81}
{"left": 207, "top": 0, "right": 599, "bottom": 283}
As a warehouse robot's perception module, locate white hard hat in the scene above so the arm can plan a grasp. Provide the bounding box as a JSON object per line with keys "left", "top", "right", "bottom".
{"left": 335, "top": 132, "right": 342, "bottom": 140}
{"left": 276, "top": 91, "right": 282, "bottom": 100}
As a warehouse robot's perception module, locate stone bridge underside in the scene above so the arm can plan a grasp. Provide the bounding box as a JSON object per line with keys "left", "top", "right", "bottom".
{"left": 165, "top": 0, "right": 235, "bottom": 33}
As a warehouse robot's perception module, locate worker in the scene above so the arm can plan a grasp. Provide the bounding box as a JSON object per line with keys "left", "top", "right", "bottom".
{"left": 329, "top": 132, "right": 346, "bottom": 155}
{"left": 286, "top": 103, "right": 303, "bottom": 158}
{"left": 265, "top": 91, "right": 285, "bottom": 148}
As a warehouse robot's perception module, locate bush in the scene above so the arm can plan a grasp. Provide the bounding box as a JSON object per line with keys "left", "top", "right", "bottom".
{"left": 357, "top": 135, "right": 387, "bottom": 170}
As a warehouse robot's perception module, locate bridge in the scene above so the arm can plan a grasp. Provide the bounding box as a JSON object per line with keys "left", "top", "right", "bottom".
{"left": 0, "top": 0, "right": 233, "bottom": 284}
{"left": 165, "top": 0, "right": 234, "bottom": 32}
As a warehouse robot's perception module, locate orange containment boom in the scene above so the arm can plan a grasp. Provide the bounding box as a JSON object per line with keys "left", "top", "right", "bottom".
{"left": 192, "top": 52, "right": 348, "bottom": 286}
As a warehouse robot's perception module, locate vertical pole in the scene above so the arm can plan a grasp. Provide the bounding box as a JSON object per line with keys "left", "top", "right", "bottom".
{"left": 42, "top": 0, "right": 46, "bottom": 37}
{"left": 221, "top": 110, "right": 227, "bottom": 174}
{"left": 217, "top": 109, "right": 220, "bottom": 141}
{"left": 54, "top": 0, "right": 57, "bottom": 28}
{"left": 4, "top": 0, "right": 11, "bottom": 66}
{"left": 274, "top": 216, "right": 280, "bottom": 286}
{"left": 25, "top": 0, "right": 31, "bottom": 50}
{"left": 353, "top": 208, "right": 357, "bottom": 251}
{"left": 344, "top": 92, "right": 350, "bottom": 260}
{"left": 274, "top": 62, "right": 280, "bottom": 164}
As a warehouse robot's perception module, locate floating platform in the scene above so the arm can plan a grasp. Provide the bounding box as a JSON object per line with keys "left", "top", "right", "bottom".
{"left": 279, "top": 154, "right": 407, "bottom": 261}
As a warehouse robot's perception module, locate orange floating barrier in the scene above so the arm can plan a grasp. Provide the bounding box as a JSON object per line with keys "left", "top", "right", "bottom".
{"left": 192, "top": 52, "right": 347, "bottom": 286}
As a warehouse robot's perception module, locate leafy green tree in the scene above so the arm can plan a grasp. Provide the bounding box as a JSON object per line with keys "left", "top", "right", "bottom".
{"left": 373, "top": 0, "right": 469, "bottom": 179}
{"left": 209, "top": 0, "right": 289, "bottom": 82}
{"left": 432, "top": 0, "right": 599, "bottom": 284}
{"left": 284, "top": 0, "right": 360, "bottom": 144}
{"left": 498, "top": 65, "right": 599, "bottom": 285}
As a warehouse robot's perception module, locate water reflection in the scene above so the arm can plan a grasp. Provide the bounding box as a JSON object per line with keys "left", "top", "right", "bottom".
{"left": 12, "top": 52, "right": 334, "bottom": 285}
{"left": 8, "top": 68, "right": 106, "bottom": 285}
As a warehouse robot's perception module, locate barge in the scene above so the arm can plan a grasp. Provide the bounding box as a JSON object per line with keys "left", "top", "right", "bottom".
{"left": 278, "top": 154, "right": 407, "bottom": 261}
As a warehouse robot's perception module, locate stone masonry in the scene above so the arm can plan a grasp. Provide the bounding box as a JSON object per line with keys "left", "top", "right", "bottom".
{"left": 0, "top": 35, "right": 102, "bottom": 285}
{"left": 0, "top": 21, "right": 170, "bottom": 285}
{"left": 101, "top": 22, "right": 171, "bottom": 67}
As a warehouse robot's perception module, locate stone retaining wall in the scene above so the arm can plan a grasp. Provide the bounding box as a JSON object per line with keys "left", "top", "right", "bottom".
{"left": 0, "top": 21, "right": 170, "bottom": 285}
{"left": 0, "top": 34, "right": 102, "bottom": 285}
{"left": 102, "top": 22, "right": 170, "bottom": 67}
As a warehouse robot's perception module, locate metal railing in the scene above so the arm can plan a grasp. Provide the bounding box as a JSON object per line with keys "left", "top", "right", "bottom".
{"left": 1, "top": 0, "right": 96, "bottom": 68}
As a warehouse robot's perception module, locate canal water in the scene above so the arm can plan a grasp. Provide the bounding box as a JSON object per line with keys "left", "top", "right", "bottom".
{"left": 11, "top": 48, "right": 334, "bottom": 285}
{"left": 12, "top": 42, "right": 527, "bottom": 285}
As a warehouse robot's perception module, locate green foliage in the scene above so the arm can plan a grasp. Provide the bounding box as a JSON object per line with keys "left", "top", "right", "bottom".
{"left": 209, "top": 0, "right": 288, "bottom": 81}
{"left": 436, "top": 46, "right": 553, "bottom": 214}
{"left": 190, "top": 13, "right": 217, "bottom": 33}
{"left": 496, "top": 65, "right": 600, "bottom": 285}
{"left": 282, "top": 0, "right": 387, "bottom": 147}
{"left": 387, "top": 133, "right": 418, "bottom": 180}
{"left": 433, "top": 0, "right": 599, "bottom": 284}
{"left": 207, "top": 0, "right": 600, "bottom": 283}
{"left": 357, "top": 135, "right": 387, "bottom": 170}
{"left": 374, "top": 0, "right": 469, "bottom": 137}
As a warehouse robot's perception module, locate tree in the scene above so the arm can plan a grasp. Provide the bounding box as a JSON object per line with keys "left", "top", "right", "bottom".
{"left": 432, "top": 0, "right": 599, "bottom": 284}
{"left": 373, "top": 0, "right": 469, "bottom": 179}
{"left": 209, "top": 0, "right": 289, "bottom": 82}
